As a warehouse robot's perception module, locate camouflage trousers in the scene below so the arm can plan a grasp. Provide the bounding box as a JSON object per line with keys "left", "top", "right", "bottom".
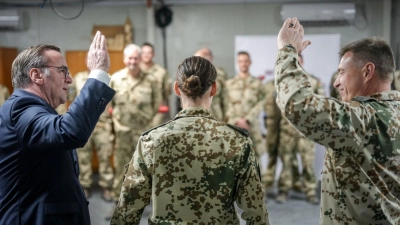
{"left": 111, "top": 130, "right": 141, "bottom": 201}
{"left": 77, "top": 129, "right": 114, "bottom": 189}
{"left": 277, "top": 135, "right": 317, "bottom": 197}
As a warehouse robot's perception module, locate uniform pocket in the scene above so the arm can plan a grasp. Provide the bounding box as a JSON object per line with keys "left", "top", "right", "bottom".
{"left": 44, "top": 202, "right": 79, "bottom": 215}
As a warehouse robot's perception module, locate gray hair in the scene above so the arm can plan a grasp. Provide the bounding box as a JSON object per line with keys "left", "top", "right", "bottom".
{"left": 12, "top": 44, "right": 60, "bottom": 88}
{"left": 123, "top": 44, "right": 141, "bottom": 57}
{"left": 339, "top": 37, "right": 395, "bottom": 82}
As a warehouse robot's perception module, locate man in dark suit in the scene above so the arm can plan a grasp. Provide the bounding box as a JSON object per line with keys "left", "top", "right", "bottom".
{"left": 0, "top": 31, "right": 115, "bottom": 225}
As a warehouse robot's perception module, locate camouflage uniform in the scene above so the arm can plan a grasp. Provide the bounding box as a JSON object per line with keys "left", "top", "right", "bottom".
{"left": 55, "top": 103, "right": 67, "bottom": 115}
{"left": 110, "top": 68, "right": 161, "bottom": 201}
{"left": 0, "top": 84, "right": 10, "bottom": 107}
{"left": 392, "top": 70, "right": 400, "bottom": 91}
{"left": 330, "top": 71, "right": 340, "bottom": 99}
{"left": 210, "top": 67, "right": 228, "bottom": 122}
{"left": 69, "top": 70, "right": 114, "bottom": 190}
{"left": 110, "top": 108, "right": 269, "bottom": 225}
{"left": 141, "top": 64, "right": 172, "bottom": 127}
{"left": 262, "top": 79, "right": 281, "bottom": 188}
{"left": 226, "top": 75, "right": 266, "bottom": 157}
{"left": 275, "top": 46, "right": 400, "bottom": 225}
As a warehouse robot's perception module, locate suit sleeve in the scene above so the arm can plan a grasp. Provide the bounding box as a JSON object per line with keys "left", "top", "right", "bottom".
{"left": 13, "top": 79, "right": 115, "bottom": 151}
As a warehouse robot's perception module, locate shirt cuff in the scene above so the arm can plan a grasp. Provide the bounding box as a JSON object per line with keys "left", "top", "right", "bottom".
{"left": 88, "top": 69, "right": 111, "bottom": 86}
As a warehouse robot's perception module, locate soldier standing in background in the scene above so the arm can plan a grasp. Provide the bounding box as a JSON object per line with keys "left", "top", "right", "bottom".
{"left": 226, "top": 51, "right": 265, "bottom": 157}
{"left": 69, "top": 69, "right": 114, "bottom": 201}
{"left": 194, "top": 47, "right": 228, "bottom": 122}
{"left": 140, "top": 42, "right": 171, "bottom": 126}
{"left": 261, "top": 79, "right": 281, "bottom": 190}
{"left": 272, "top": 53, "right": 324, "bottom": 204}
{"left": 108, "top": 44, "right": 161, "bottom": 219}
{"left": 0, "top": 84, "right": 10, "bottom": 107}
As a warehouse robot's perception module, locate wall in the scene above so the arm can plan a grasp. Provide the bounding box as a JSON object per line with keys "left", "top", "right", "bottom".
{"left": 0, "top": 0, "right": 389, "bottom": 111}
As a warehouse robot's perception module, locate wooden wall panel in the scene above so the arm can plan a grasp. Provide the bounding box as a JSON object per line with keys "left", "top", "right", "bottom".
{"left": 66, "top": 50, "right": 124, "bottom": 77}
{"left": 0, "top": 47, "right": 18, "bottom": 93}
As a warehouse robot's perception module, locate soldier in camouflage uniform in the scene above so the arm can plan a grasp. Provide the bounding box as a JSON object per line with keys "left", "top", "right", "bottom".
{"left": 111, "top": 56, "right": 269, "bottom": 225}
{"left": 0, "top": 84, "right": 10, "bottom": 107}
{"left": 273, "top": 54, "right": 325, "bottom": 204}
{"left": 140, "top": 42, "right": 172, "bottom": 127}
{"left": 276, "top": 18, "right": 400, "bottom": 224}
{"left": 69, "top": 70, "right": 114, "bottom": 201}
{"left": 110, "top": 44, "right": 161, "bottom": 206}
{"left": 194, "top": 47, "right": 229, "bottom": 122}
{"left": 261, "top": 79, "right": 281, "bottom": 189}
{"left": 226, "top": 51, "right": 266, "bottom": 157}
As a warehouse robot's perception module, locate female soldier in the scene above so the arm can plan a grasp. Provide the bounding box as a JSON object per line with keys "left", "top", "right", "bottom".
{"left": 111, "top": 56, "right": 269, "bottom": 225}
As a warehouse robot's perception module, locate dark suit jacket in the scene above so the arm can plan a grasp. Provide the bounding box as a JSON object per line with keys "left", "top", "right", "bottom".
{"left": 0, "top": 78, "right": 115, "bottom": 225}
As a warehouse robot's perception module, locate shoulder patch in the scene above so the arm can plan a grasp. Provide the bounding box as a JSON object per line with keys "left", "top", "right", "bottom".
{"left": 226, "top": 124, "right": 249, "bottom": 137}
{"left": 141, "top": 121, "right": 171, "bottom": 136}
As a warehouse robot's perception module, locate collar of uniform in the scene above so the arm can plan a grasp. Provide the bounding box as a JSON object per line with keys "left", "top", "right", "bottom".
{"left": 174, "top": 107, "right": 217, "bottom": 120}
{"left": 367, "top": 90, "right": 400, "bottom": 101}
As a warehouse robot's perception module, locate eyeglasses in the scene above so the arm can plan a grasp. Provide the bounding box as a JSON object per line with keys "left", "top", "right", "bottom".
{"left": 42, "top": 65, "right": 70, "bottom": 80}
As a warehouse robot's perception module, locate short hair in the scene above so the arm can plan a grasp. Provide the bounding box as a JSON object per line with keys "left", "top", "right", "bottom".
{"left": 124, "top": 44, "right": 142, "bottom": 57}
{"left": 11, "top": 44, "right": 61, "bottom": 89}
{"left": 339, "top": 37, "right": 395, "bottom": 82}
{"left": 237, "top": 51, "right": 251, "bottom": 61}
{"left": 176, "top": 56, "right": 217, "bottom": 99}
{"left": 141, "top": 42, "right": 154, "bottom": 52}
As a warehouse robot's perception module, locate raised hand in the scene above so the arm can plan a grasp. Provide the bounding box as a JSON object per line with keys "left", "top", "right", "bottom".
{"left": 277, "top": 17, "right": 311, "bottom": 54}
{"left": 87, "top": 31, "right": 110, "bottom": 72}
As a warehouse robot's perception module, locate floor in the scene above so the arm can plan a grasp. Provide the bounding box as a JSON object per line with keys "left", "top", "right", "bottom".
{"left": 88, "top": 175, "right": 321, "bottom": 225}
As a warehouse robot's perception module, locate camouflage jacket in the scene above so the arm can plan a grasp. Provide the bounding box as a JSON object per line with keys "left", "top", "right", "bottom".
{"left": 110, "top": 108, "right": 269, "bottom": 225}
{"left": 226, "top": 75, "right": 266, "bottom": 126}
{"left": 0, "top": 84, "right": 10, "bottom": 107}
{"left": 275, "top": 46, "right": 400, "bottom": 225}
{"left": 110, "top": 68, "right": 161, "bottom": 132}
{"left": 210, "top": 67, "right": 229, "bottom": 122}
{"left": 141, "top": 63, "right": 171, "bottom": 105}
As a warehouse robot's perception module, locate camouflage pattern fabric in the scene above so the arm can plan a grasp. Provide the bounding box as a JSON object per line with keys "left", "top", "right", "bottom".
{"left": 110, "top": 108, "right": 269, "bottom": 225}
{"left": 226, "top": 75, "right": 266, "bottom": 157}
{"left": 55, "top": 103, "right": 67, "bottom": 115}
{"left": 275, "top": 46, "right": 400, "bottom": 225}
{"left": 69, "top": 70, "right": 114, "bottom": 189}
{"left": 110, "top": 68, "right": 161, "bottom": 201}
{"left": 262, "top": 79, "right": 281, "bottom": 188}
{"left": 210, "top": 67, "right": 228, "bottom": 122}
{"left": 278, "top": 74, "right": 324, "bottom": 196}
{"left": 392, "top": 70, "right": 400, "bottom": 92}
{"left": 0, "top": 84, "right": 10, "bottom": 107}
{"left": 141, "top": 64, "right": 172, "bottom": 127}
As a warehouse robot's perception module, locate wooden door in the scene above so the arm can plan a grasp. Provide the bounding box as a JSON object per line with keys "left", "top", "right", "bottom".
{"left": 0, "top": 47, "right": 18, "bottom": 94}
{"left": 66, "top": 50, "right": 124, "bottom": 76}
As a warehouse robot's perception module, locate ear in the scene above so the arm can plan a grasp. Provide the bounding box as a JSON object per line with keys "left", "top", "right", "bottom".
{"left": 363, "top": 62, "right": 375, "bottom": 82}
{"left": 210, "top": 82, "right": 217, "bottom": 97}
{"left": 29, "top": 68, "right": 44, "bottom": 85}
{"left": 173, "top": 81, "right": 181, "bottom": 97}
